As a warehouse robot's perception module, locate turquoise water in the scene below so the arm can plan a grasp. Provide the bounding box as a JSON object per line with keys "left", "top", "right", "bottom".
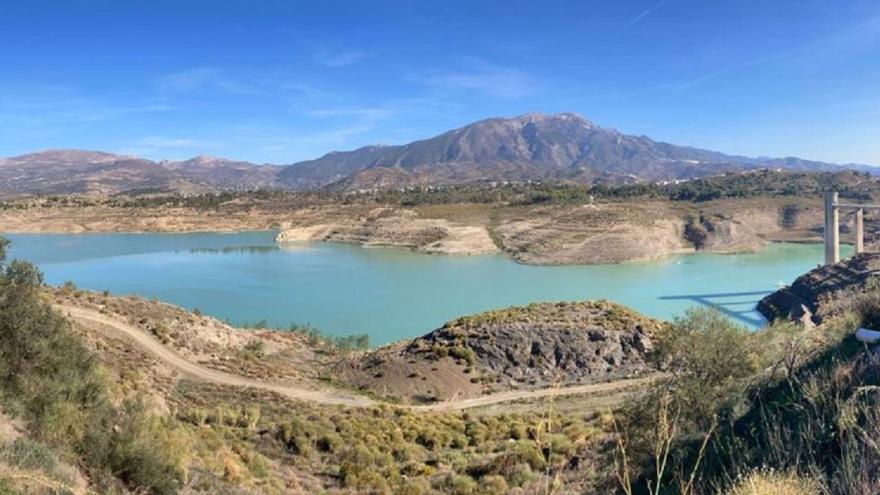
{"left": 3, "top": 232, "right": 849, "bottom": 345}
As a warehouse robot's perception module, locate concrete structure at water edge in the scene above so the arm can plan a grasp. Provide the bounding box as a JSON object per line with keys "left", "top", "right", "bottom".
{"left": 824, "top": 191, "right": 873, "bottom": 265}
{"left": 825, "top": 191, "right": 880, "bottom": 343}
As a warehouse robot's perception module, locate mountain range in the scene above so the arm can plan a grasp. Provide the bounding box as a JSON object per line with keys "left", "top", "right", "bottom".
{"left": 0, "top": 113, "right": 874, "bottom": 196}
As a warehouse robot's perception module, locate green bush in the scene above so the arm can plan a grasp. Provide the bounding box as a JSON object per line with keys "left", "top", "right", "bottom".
{"left": 445, "top": 474, "right": 477, "bottom": 495}
{"left": 399, "top": 477, "right": 432, "bottom": 495}
{"left": 650, "top": 308, "right": 765, "bottom": 429}
{"left": 478, "top": 474, "right": 508, "bottom": 494}
{"left": 0, "top": 437, "right": 68, "bottom": 484}
{"left": 0, "top": 237, "right": 189, "bottom": 494}
{"left": 449, "top": 346, "right": 476, "bottom": 365}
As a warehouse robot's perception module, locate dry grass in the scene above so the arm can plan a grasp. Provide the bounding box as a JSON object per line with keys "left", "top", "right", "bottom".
{"left": 726, "top": 470, "right": 822, "bottom": 495}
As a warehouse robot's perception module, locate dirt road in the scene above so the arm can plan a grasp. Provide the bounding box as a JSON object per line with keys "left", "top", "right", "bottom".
{"left": 59, "top": 305, "right": 652, "bottom": 412}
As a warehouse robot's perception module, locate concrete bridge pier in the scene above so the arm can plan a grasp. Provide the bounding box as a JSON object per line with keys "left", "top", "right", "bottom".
{"left": 825, "top": 191, "right": 839, "bottom": 265}
{"left": 856, "top": 208, "right": 865, "bottom": 254}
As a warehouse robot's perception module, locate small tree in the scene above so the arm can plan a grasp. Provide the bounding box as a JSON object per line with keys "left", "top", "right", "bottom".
{"left": 651, "top": 308, "right": 763, "bottom": 429}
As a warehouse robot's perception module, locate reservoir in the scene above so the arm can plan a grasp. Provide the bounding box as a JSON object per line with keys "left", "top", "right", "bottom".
{"left": 4, "top": 232, "right": 844, "bottom": 345}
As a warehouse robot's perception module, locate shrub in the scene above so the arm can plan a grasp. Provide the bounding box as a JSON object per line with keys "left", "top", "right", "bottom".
{"left": 0, "top": 438, "right": 66, "bottom": 482}
{"left": 316, "top": 432, "right": 343, "bottom": 453}
{"left": 650, "top": 308, "right": 765, "bottom": 429}
{"left": 399, "top": 477, "right": 432, "bottom": 495}
{"left": 242, "top": 339, "right": 265, "bottom": 358}
{"left": 449, "top": 346, "right": 476, "bottom": 365}
{"left": 445, "top": 474, "right": 477, "bottom": 495}
{"left": 726, "top": 470, "right": 823, "bottom": 495}
{"left": 478, "top": 474, "right": 508, "bottom": 494}
{"left": 98, "top": 397, "right": 190, "bottom": 495}
{"left": 0, "top": 238, "right": 190, "bottom": 494}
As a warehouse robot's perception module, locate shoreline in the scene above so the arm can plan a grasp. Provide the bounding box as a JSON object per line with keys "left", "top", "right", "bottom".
{"left": 2, "top": 226, "right": 827, "bottom": 266}
{"left": 0, "top": 195, "right": 830, "bottom": 265}
{"left": 14, "top": 236, "right": 823, "bottom": 349}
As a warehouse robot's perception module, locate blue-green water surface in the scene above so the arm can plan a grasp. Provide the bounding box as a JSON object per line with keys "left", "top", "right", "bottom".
{"left": 4, "top": 232, "right": 846, "bottom": 345}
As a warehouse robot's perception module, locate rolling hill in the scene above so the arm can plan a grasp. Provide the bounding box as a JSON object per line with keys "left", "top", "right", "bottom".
{"left": 0, "top": 113, "right": 874, "bottom": 196}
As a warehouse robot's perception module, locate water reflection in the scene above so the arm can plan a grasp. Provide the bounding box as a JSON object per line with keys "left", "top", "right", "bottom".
{"left": 658, "top": 291, "right": 773, "bottom": 326}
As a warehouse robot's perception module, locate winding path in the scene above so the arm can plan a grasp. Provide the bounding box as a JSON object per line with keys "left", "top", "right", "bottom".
{"left": 58, "top": 305, "right": 652, "bottom": 413}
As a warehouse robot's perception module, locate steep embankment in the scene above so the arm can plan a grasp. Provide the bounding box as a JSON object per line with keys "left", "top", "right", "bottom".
{"left": 494, "top": 202, "right": 690, "bottom": 264}
{"left": 759, "top": 252, "right": 880, "bottom": 325}
{"left": 2, "top": 194, "right": 826, "bottom": 264}
{"left": 275, "top": 206, "right": 499, "bottom": 255}
{"left": 274, "top": 198, "right": 825, "bottom": 264}
{"left": 336, "top": 300, "right": 663, "bottom": 403}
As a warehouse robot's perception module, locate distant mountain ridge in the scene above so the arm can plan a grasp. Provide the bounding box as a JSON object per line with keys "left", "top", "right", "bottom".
{"left": 0, "top": 150, "right": 279, "bottom": 196}
{"left": 0, "top": 113, "right": 875, "bottom": 196}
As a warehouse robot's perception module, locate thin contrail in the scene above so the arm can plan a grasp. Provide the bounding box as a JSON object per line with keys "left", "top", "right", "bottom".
{"left": 629, "top": 2, "right": 666, "bottom": 25}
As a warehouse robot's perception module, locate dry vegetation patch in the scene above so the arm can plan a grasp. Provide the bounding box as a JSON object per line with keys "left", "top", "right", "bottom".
{"left": 50, "top": 287, "right": 343, "bottom": 385}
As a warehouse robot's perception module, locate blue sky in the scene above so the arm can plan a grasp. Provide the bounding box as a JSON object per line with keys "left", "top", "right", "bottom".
{"left": 1, "top": 0, "right": 878, "bottom": 165}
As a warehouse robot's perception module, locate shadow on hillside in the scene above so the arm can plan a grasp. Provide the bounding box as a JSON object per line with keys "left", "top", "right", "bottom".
{"left": 658, "top": 290, "right": 773, "bottom": 326}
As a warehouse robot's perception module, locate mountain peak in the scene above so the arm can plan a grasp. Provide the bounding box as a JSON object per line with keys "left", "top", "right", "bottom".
{"left": 1, "top": 113, "right": 869, "bottom": 196}
{"left": 511, "top": 112, "right": 593, "bottom": 126}
{"left": 186, "top": 155, "right": 227, "bottom": 164}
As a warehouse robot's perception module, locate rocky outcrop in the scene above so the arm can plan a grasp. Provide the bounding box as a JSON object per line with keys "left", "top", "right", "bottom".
{"left": 414, "top": 301, "right": 659, "bottom": 384}
{"left": 758, "top": 253, "right": 880, "bottom": 325}
{"left": 336, "top": 301, "right": 663, "bottom": 402}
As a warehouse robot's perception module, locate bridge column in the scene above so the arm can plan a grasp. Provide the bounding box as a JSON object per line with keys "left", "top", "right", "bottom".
{"left": 856, "top": 208, "right": 865, "bottom": 254}
{"left": 825, "top": 191, "right": 840, "bottom": 264}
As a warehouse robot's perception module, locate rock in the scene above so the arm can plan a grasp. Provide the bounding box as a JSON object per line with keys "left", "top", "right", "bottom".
{"left": 407, "top": 300, "right": 664, "bottom": 387}
{"left": 758, "top": 253, "right": 880, "bottom": 325}
{"left": 587, "top": 327, "right": 607, "bottom": 341}
{"left": 336, "top": 300, "right": 665, "bottom": 401}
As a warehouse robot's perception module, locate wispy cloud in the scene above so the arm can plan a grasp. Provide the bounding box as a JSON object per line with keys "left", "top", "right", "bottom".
{"left": 411, "top": 58, "right": 538, "bottom": 99}
{"left": 280, "top": 82, "right": 340, "bottom": 100}
{"left": 0, "top": 86, "right": 174, "bottom": 127}
{"left": 314, "top": 50, "right": 365, "bottom": 68}
{"left": 157, "top": 68, "right": 259, "bottom": 94}
{"left": 227, "top": 123, "right": 379, "bottom": 163}
{"left": 301, "top": 107, "right": 392, "bottom": 120}
{"left": 117, "top": 136, "right": 222, "bottom": 159}
{"left": 134, "top": 136, "right": 219, "bottom": 148}
{"left": 666, "top": 12, "right": 880, "bottom": 94}
{"left": 629, "top": 2, "right": 666, "bottom": 25}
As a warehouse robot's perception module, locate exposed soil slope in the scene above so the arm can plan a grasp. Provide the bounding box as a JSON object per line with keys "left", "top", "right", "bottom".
{"left": 276, "top": 206, "right": 498, "bottom": 255}
{"left": 56, "top": 298, "right": 653, "bottom": 412}
{"left": 1, "top": 193, "right": 831, "bottom": 264}
{"left": 336, "top": 300, "right": 663, "bottom": 403}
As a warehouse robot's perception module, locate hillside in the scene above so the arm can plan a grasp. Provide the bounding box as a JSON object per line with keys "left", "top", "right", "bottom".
{"left": 8, "top": 169, "right": 875, "bottom": 264}
{"left": 336, "top": 300, "right": 662, "bottom": 403}
{"left": 3, "top": 233, "right": 880, "bottom": 494}
{"left": 0, "top": 150, "right": 280, "bottom": 196}
{"left": 0, "top": 236, "right": 649, "bottom": 493}
{"left": 2, "top": 114, "right": 875, "bottom": 196}
{"left": 282, "top": 113, "right": 876, "bottom": 190}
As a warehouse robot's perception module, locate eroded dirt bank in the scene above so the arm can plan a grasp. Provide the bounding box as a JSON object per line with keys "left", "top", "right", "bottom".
{"left": 1, "top": 196, "right": 827, "bottom": 264}
{"left": 275, "top": 206, "right": 499, "bottom": 255}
